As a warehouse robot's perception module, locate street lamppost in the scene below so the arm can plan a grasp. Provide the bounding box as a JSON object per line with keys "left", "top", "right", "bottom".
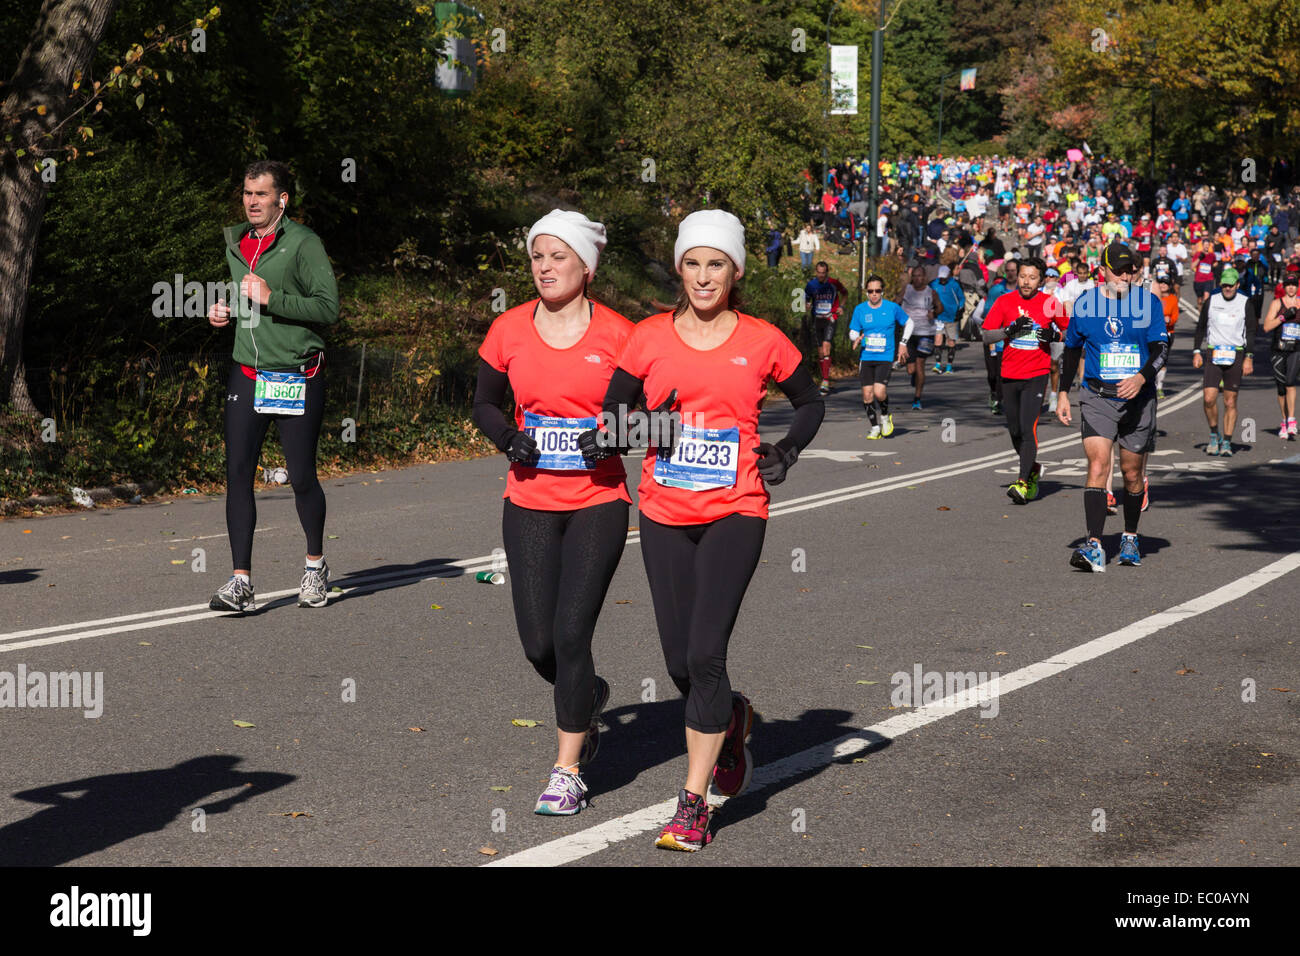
{"left": 866, "top": 0, "right": 886, "bottom": 261}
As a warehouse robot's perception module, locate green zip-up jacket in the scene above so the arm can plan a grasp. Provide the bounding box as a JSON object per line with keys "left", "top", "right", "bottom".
{"left": 222, "top": 218, "right": 339, "bottom": 370}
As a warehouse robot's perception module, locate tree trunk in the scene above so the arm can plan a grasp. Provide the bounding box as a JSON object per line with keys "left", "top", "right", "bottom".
{"left": 0, "top": 0, "right": 119, "bottom": 417}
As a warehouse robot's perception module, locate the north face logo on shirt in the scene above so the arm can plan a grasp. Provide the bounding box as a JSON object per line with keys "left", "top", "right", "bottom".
{"left": 730, "top": 356, "right": 748, "bottom": 366}
{"left": 584, "top": 354, "right": 602, "bottom": 363}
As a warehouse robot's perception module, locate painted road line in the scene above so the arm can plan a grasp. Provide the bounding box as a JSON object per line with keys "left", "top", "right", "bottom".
{"left": 486, "top": 548, "right": 1300, "bottom": 866}
{"left": 0, "top": 555, "right": 504, "bottom": 644}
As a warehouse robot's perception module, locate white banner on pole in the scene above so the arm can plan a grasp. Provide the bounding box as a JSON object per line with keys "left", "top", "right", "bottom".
{"left": 829, "top": 45, "right": 858, "bottom": 115}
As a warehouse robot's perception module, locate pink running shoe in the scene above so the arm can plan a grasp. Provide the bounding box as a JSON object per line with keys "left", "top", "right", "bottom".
{"left": 655, "top": 789, "right": 712, "bottom": 851}
{"left": 711, "top": 693, "right": 755, "bottom": 797}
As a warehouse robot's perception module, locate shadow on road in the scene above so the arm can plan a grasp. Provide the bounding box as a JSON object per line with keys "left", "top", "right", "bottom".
{"left": 709, "top": 709, "right": 890, "bottom": 839}
{"left": 0, "top": 755, "right": 294, "bottom": 866}
{"left": 585, "top": 699, "right": 879, "bottom": 832}
{"left": 0, "top": 568, "right": 41, "bottom": 585}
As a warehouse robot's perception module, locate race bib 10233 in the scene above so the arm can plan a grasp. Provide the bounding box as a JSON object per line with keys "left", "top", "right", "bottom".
{"left": 653, "top": 424, "right": 740, "bottom": 491}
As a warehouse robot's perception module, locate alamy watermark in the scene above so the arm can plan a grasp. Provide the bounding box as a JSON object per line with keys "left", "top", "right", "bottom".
{"left": 152, "top": 273, "right": 260, "bottom": 325}
{"left": 0, "top": 665, "right": 104, "bottom": 718}
{"left": 891, "top": 664, "right": 1000, "bottom": 718}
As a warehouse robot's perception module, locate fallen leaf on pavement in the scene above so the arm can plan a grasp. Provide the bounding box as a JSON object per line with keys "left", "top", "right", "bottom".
{"left": 232, "top": 719, "right": 255, "bottom": 728}
{"left": 511, "top": 719, "right": 541, "bottom": 728}
{"left": 478, "top": 847, "right": 498, "bottom": 856}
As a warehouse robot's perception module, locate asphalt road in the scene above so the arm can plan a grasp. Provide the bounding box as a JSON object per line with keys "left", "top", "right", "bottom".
{"left": 1, "top": 287, "right": 1296, "bottom": 869}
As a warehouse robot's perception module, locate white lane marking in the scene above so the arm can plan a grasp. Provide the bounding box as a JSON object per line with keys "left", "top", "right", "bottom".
{"left": 487, "top": 548, "right": 1300, "bottom": 866}
{"left": 800, "top": 450, "right": 895, "bottom": 461}
{"left": 0, "top": 555, "right": 503, "bottom": 645}
{"left": 0, "top": 385, "right": 1206, "bottom": 649}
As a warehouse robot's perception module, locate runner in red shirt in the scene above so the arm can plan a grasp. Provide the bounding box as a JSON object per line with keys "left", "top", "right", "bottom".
{"left": 473, "top": 209, "right": 634, "bottom": 817}
{"left": 981, "top": 256, "right": 1068, "bottom": 503}
{"left": 1191, "top": 240, "right": 1218, "bottom": 306}
{"left": 593, "top": 210, "right": 824, "bottom": 852}
{"left": 1132, "top": 214, "right": 1154, "bottom": 275}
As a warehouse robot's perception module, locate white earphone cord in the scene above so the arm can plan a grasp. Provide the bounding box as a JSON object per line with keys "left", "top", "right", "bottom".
{"left": 246, "top": 197, "right": 286, "bottom": 372}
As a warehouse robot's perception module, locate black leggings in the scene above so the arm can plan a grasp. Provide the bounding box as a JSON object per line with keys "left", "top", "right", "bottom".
{"left": 985, "top": 347, "right": 1003, "bottom": 401}
{"left": 502, "top": 498, "right": 629, "bottom": 733}
{"left": 1001, "top": 374, "right": 1048, "bottom": 482}
{"left": 224, "top": 363, "right": 327, "bottom": 570}
{"left": 639, "top": 512, "right": 766, "bottom": 734}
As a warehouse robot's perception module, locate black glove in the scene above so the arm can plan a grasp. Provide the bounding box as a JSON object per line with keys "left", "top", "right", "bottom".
{"left": 752, "top": 438, "right": 799, "bottom": 485}
{"left": 648, "top": 389, "right": 680, "bottom": 459}
{"left": 504, "top": 429, "right": 538, "bottom": 464}
{"left": 577, "top": 426, "right": 619, "bottom": 462}
{"left": 1035, "top": 322, "right": 1061, "bottom": 344}
{"left": 1006, "top": 315, "right": 1034, "bottom": 340}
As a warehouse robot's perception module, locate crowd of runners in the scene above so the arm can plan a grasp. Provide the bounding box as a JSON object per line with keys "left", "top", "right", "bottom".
{"left": 197, "top": 155, "right": 1294, "bottom": 854}
{"left": 802, "top": 154, "right": 1297, "bottom": 568}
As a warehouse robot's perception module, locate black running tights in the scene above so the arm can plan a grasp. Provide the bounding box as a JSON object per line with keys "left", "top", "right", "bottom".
{"left": 639, "top": 512, "right": 766, "bottom": 734}
{"left": 224, "top": 364, "right": 326, "bottom": 570}
{"left": 502, "top": 498, "right": 629, "bottom": 733}
{"left": 1001, "top": 374, "right": 1048, "bottom": 482}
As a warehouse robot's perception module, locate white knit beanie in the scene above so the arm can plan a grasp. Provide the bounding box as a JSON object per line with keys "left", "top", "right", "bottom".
{"left": 526, "top": 209, "right": 607, "bottom": 277}
{"left": 674, "top": 210, "right": 746, "bottom": 278}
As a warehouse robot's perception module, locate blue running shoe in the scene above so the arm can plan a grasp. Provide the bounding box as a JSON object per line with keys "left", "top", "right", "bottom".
{"left": 1118, "top": 533, "right": 1142, "bottom": 566}
{"left": 1206, "top": 433, "right": 1221, "bottom": 455}
{"left": 1069, "top": 539, "right": 1106, "bottom": 573}
{"left": 911, "top": 399, "right": 922, "bottom": 410}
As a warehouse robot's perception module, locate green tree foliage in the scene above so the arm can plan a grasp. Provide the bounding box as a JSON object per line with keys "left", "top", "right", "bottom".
{"left": 1048, "top": 0, "right": 1300, "bottom": 177}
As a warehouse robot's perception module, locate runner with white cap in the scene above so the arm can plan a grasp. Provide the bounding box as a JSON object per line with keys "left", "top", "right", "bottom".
{"left": 473, "top": 209, "right": 634, "bottom": 816}
{"left": 599, "top": 209, "right": 825, "bottom": 851}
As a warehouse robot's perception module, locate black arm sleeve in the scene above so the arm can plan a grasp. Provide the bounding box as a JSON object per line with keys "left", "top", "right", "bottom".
{"left": 472, "top": 360, "right": 516, "bottom": 452}
{"left": 1245, "top": 299, "right": 1259, "bottom": 344}
{"left": 1060, "top": 346, "right": 1083, "bottom": 392}
{"left": 1138, "top": 340, "right": 1169, "bottom": 381}
{"left": 601, "top": 367, "right": 645, "bottom": 417}
{"left": 773, "top": 367, "right": 825, "bottom": 451}
{"left": 1193, "top": 299, "right": 1210, "bottom": 350}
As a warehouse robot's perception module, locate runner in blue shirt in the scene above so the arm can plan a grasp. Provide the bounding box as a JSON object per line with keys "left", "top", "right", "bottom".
{"left": 1057, "top": 242, "right": 1169, "bottom": 572}
{"left": 848, "top": 274, "right": 908, "bottom": 438}
{"left": 929, "top": 265, "right": 966, "bottom": 373}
